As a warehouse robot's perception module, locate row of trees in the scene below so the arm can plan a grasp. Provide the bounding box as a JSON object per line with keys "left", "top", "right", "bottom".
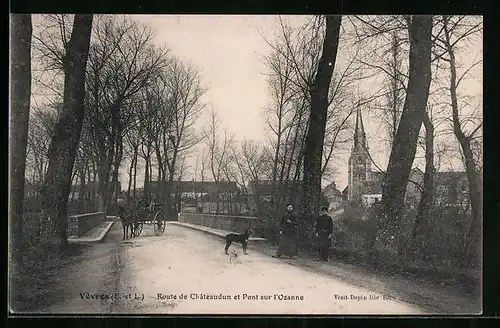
{"left": 352, "top": 15, "right": 482, "bottom": 266}
{"left": 12, "top": 15, "right": 209, "bottom": 261}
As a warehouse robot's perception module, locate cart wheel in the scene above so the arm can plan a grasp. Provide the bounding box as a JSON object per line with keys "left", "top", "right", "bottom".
{"left": 154, "top": 211, "right": 165, "bottom": 235}
{"left": 133, "top": 221, "right": 143, "bottom": 236}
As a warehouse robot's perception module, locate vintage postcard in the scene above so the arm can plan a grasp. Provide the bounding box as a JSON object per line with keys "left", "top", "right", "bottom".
{"left": 9, "top": 14, "right": 482, "bottom": 315}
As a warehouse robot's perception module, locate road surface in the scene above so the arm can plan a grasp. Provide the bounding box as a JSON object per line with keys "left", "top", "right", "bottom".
{"left": 42, "top": 223, "right": 427, "bottom": 315}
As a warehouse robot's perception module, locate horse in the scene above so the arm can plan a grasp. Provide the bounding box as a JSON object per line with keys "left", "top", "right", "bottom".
{"left": 117, "top": 202, "right": 138, "bottom": 240}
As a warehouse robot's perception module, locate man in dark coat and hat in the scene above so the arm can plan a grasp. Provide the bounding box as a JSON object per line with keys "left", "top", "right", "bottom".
{"left": 315, "top": 206, "right": 334, "bottom": 261}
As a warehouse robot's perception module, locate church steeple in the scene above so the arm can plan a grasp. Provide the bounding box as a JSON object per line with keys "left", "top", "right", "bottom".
{"left": 353, "top": 103, "right": 367, "bottom": 150}
{"left": 348, "top": 101, "right": 372, "bottom": 204}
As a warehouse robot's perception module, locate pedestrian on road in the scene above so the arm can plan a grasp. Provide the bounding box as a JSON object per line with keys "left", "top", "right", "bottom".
{"left": 273, "top": 203, "right": 298, "bottom": 259}
{"left": 315, "top": 206, "right": 333, "bottom": 262}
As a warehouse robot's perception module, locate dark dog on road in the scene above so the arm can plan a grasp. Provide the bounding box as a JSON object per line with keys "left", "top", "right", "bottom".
{"left": 224, "top": 229, "right": 253, "bottom": 255}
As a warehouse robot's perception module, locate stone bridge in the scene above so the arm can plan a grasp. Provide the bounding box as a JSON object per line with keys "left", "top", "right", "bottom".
{"left": 66, "top": 212, "right": 107, "bottom": 239}
{"left": 177, "top": 212, "right": 267, "bottom": 237}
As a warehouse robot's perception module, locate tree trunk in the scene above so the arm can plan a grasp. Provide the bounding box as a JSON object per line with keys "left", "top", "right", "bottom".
{"left": 40, "top": 15, "right": 94, "bottom": 246}
{"left": 388, "top": 30, "right": 403, "bottom": 146}
{"left": 87, "top": 164, "right": 92, "bottom": 207}
{"left": 144, "top": 154, "right": 151, "bottom": 198}
{"left": 380, "top": 15, "right": 432, "bottom": 255}
{"left": 165, "top": 147, "right": 179, "bottom": 219}
{"left": 461, "top": 137, "right": 482, "bottom": 268}
{"left": 70, "top": 170, "right": 78, "bottom": 200}
{"left": 9, "top": 14, "right": 32, "bottom": 261}
{"left": 106, "top": 139, "right": 122, "bottom": 213}
{"left": 100, "top": 123, "right": 120, "bottom": 213}
{"left": 164, "top": 175, "right": 173, "bottom": 219}
{"left": 164, "top": 174, "right": 172, "bottom": 219}
{"left": 133, "top": 150, "right": 138, "bottom": 198}
{"left": 127, "top": 155, "right": 134, "bottom": 198}
{"left": 154, "top": 140, "right": 163, "bottom": 182}
{"left": 79, "top": 166, "right": 87, "bottom": 213}
{"left": 216, "top": 189, "right": 220, "bottom": 214}
{"left": 301, "top": 15, "right": 342, "bottom": 242}
{"left": 97, "top": 167, "right": 107, "bottom": 212}
{"left": 285, "top": 108, "right": 305, "bottom": 182}
{"left": 270, "top": 117, "right": 283, "bottom": 213}
{"left": 411, "top": 108, "right": 434, "bottom": 260}
{"left": 444, "top": 20, "right": 482, "bottom": 268}
{"left": 149, "top": 163, "right": 153, "bottom": 201}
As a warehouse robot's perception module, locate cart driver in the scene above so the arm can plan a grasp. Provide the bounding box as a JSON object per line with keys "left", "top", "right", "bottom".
{"left": 149, "top": 195, "right": 156, "bottom": 212}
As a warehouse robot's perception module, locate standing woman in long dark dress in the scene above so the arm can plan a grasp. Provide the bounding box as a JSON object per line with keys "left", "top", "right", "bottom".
{"left": 273, "top": 204, "right": 299, "bottom": 258}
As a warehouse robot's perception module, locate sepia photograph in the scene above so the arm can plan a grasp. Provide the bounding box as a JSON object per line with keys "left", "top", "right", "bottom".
{"left": 9, "top": 14, "right": 482, "bottom": 315}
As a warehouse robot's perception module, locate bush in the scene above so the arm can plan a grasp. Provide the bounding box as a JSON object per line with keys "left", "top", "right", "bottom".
{"left": 263, "top": 216, "right": 278, "bottom": 241}
{"left": 329, "top": 203, "right": 476, "bottom": 269}
{"left": 24, "top": 196, "right": 42, "bottom": 213}
{"left": 426, "top": 206, "right": 472, "bottom": 268}
{"left": 22, "top": 212, "right": 42, "bottom": 247}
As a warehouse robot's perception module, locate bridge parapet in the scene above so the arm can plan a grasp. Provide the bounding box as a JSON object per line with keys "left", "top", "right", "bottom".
{"left": 67, "top": 212, "right": 106, "bottom": 238}
{"left": 178, "top": 213, "right": 265, "bottom": 237}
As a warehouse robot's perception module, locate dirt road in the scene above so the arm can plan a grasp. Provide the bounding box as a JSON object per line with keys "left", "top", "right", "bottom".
{"left": 62, "top": 224, "right": 425, "bottom": 314}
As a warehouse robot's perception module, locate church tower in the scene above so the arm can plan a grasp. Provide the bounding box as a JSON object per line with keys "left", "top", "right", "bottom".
{"left": 348, "top": 104, "right": 372, "bottom": 204}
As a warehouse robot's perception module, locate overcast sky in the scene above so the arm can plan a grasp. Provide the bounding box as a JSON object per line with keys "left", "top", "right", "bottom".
{"left": 130, "top": 15, "right": 298, "bottom": 142}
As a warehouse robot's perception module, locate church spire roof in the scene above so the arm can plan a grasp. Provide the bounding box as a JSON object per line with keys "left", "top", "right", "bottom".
{"left": 353, "top": 102, "right": 367, "bottom": 150}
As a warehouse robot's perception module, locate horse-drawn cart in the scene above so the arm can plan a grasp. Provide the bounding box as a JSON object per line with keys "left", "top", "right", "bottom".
{"left": 132, "top": 201, "right": 166, "bottom": 236}
{"left": 118, "top": 199, "right": 166, "bottom": 239}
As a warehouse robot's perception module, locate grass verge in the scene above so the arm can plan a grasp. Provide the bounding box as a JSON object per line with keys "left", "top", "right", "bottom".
{"left": 10, "top": 242, "right": 87, "bottom": 313}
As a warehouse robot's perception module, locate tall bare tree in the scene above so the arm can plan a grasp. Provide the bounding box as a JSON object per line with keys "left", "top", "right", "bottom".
{"left": 204, "top": 107, "right": 235, "bottom": 214}
{"left": 26, "top": 107, "right": 57, "bottom": 187}
{"left": 123, "top": 110, "right": 142, "bottom": 199}
{"left": 302, "top": 15, "right": 342, "bottom": 227}
{"left": 411, "top": 107, "right": 435, "bottom": 257}
{"left": 353, "top": 22, "right": 408, "bottom": 149}
{"left": 10, "top": 14, "right": 33, "bottom": 262}
{"left": 40, "top": 15, "right": 94, "bottom": 245}
{"left": 436, "top": 15, "right": 482, "bottom": 267}
{"left": 156, "top": 58, "right": 206, "bottom": 217}
{"left": 84, "top": 17, "right": 168, "bottom": 212}
{"left": 228, "top": 139, "right": 271, "bottom": 215}
{"left": 263, "top": 16, "right": 358, "bottom": 219}
{"left": 379, "top": 15, "right": 433, "bottom": 254}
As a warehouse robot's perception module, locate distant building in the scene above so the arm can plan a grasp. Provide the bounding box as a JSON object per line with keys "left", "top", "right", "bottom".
{"left": 69, "top": 181, "right": 121, "bottom": 201}
{"left": 145, "top": 180, "right": 238, "bottom": 199}
{"left": 247, "top": 180, "right": 302, "bottom": 202}
{"left": 241, "top": 179, "right": 304, "bottom": 215}
{"left": 344, "top": 105, "right": 468, "bottom": 208}
{"left": 144, "top": 180, "right": 240, "bottom": 214}
{"left": 322, "top": 182, "right": 343, "bottom": 210}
